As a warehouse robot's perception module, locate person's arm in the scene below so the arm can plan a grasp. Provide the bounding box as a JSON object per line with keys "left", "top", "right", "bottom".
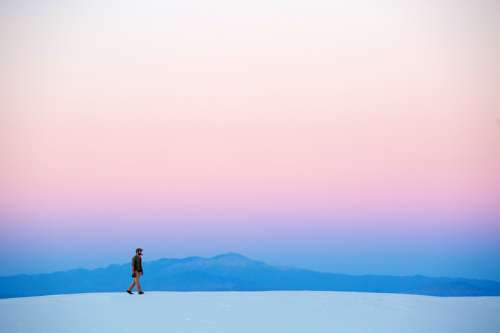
{"left": 132, "top": 256, "right": 137, "bottom": 275}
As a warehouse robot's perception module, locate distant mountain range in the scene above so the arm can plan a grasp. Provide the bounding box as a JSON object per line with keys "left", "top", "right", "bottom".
{"left": 1, "top": 252, "right": 499, "bottom": 298}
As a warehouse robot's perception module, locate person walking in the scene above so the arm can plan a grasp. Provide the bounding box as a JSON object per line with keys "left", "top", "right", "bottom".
{"left": 127, "top": 248, "right": 144, "bottom": 294}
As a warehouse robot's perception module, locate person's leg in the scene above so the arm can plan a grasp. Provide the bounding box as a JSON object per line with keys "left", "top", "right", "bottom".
{"left": 136, "top": 274, "right": 142, "bottom": 292}
{"left": 128, "top": 278, "right": 136, "bottom": 291}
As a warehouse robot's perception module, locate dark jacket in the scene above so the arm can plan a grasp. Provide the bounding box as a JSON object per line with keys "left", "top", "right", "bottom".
{"left": 132, "top": 255, "right": 143, "bottom": 273}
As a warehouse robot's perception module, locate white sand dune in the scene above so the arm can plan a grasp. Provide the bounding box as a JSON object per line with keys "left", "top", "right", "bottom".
{"left": 1, "top": 291, "right": 499, "bottom": 333}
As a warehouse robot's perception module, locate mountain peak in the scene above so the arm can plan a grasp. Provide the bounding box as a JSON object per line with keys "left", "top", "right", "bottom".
{"left": 213, "top": 252, "right": 249, "bottom": 260}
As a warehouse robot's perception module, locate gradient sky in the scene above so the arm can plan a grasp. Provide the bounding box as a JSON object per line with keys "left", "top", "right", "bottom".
{"left": 1, "top": 0, "right": 499, "bottom": 280}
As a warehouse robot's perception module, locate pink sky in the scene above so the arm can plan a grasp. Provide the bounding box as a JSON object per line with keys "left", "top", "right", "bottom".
{"left": 0, "top": 0, "right": 499, "bottom": 279}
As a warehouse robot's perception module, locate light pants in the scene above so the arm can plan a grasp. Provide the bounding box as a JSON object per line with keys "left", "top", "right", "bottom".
{"left": 128, "top": 272, "right": 142, "bottom": 292}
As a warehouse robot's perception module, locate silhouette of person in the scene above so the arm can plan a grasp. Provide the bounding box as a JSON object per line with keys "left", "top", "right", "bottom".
{"left": 127, "top": 248, "right": 144, "bottom": 294}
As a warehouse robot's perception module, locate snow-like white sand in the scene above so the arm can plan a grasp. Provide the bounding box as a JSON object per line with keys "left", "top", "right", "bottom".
{"left": 1, "top": 291, "right": 499, "bottom": 333}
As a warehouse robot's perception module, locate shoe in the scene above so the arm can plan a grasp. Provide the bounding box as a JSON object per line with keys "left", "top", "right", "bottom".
{"left": 138, "top": 291, "right": 144, "bottom": 294}
{"left": 126, "top": 290, "right": 134, "bottom": 294}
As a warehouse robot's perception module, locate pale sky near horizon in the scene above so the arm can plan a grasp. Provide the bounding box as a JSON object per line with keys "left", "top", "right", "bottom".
{"left": 1, "top": 1, "right": 499, "bottom": 280}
